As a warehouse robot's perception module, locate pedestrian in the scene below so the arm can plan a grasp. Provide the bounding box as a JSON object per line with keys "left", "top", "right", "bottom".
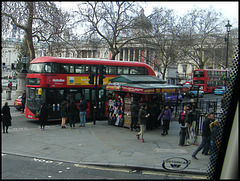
{"left": 192, "top": 112, "right": 214, "bottom": 160}
{"left": 61, "top": 100, "right": 68, "bottom": 128}
{"left": 136, "top": 103, "right": 149, "bottom": 143}
{"left": 148, "top": 101, "right": 158, "bottom": 130}
{"left": 189, "top": 99, "right": 196, "bottom": 110}
{"left": 1, "top": 102, "right": 12, "bottom": 133}
{"left": 192, "top": 105, "right": 200, "bottom": 145}
{"left": 8, "top": 82, "right": 12, "bottom": 90}
{"left": 21, "top": 90, "right": 26, "bottom": 113}
{"left": 39, "top": 103, "right": 49, "bottom": 130}
{"left": 209, "top": 120, "right": 220, "bottom": 155}
{"left": 158, "top": 105, "right": 172, "bottom": 135}
{"left": 178, "top": 105, "right": 188, "bottom": 146}
{"left": 68, "top": 100, "right": 79, "bottom": 129}
{"left": 130, "top": 98, "right": 139, "bottom": 131}
{"left": 178, "top": 106, "right": 188, "bottom": 126}
{"left": 79, "top": 97, "right": 88, "bottom": 127}
{"left": 151, "top": 101, "right": 160, "bottom": 129}
{"left": 184, "top": 104, "right": 195, "bottom": 144}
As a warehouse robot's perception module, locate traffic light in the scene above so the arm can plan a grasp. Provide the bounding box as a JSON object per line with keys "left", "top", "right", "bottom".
{"left": 89, "top": 73, "right": 95, "bottom": 85}
{"left": 99, "top": 65, "right": 106, "bottom": 85}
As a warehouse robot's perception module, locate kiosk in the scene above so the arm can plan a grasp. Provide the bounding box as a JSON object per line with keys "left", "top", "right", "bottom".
{"left": 105, "top": 75, "right": 188, "bottom": 129}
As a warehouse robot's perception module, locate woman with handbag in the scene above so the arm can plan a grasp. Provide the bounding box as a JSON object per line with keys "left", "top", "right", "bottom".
{"left": 158, "top": 105, "right": 172, "bottom": 135}
{"left": 2, "top": 102, "right": 12, "bottom": 133}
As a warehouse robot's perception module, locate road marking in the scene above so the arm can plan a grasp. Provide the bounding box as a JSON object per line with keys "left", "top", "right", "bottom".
{"left": 142, "top": 170, "right": 207, "bottom": 179}
{"left": 74, "top": 164, "right": 130, "bottom": 173}
{"left": 154, "top": 148, "right": 188, "bottom": 153}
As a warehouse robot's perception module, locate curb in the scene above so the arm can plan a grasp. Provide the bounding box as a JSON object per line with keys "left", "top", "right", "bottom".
{"left": 2, "top": 151, "right": 207, "bottom": 176}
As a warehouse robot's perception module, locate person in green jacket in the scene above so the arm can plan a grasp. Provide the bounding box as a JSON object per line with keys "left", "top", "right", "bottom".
{"left": 136, "top": 103, "right": 149, "bottom": 143}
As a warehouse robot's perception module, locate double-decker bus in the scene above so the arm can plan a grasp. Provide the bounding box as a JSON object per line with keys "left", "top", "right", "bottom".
{"left": 25, "top": 56, "right": 155, "bottom": 120}
{"left": 192, "top": 69, "right": 228, "bottom": 93}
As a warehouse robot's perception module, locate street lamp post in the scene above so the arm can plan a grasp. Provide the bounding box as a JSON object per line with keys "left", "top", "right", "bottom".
{"left": 21, "top": 56, "right": 29, "bottom": 73}
{"left": 225, "top": 20, "right": 232, "bottom": 87}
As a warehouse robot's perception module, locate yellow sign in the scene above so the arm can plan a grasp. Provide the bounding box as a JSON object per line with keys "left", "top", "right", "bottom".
{"left": 38, "top": 88, "right": 42, "bottom": 95}
{"left": 67, "top": 76, "right": 114, "bottom": 86}
{"left": 162, "top": 89, "right": 176, "bottom": 93}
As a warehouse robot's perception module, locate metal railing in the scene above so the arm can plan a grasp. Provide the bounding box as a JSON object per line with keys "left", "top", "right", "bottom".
{"left": 172, "top": 98, "right": 222, "bottom": 135}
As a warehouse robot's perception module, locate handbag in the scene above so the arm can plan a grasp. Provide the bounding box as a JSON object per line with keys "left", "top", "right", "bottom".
{"left": 35, "top": 110, "right": 41, "bottom": 118}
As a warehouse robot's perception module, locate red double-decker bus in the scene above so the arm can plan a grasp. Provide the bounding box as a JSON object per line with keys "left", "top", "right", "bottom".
{"left": 25, "top": 56, "right": 155, "bottom": 120}
{"left": 192, "top": 69, "right": 228, "bottom": 93}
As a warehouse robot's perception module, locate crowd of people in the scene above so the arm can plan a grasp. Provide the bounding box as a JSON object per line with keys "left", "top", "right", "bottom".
{"left": 126, "top": 97, "right": 220, "bottom": 160}
{"left": 38, "top": 96, "right": 89, "bottom": 130}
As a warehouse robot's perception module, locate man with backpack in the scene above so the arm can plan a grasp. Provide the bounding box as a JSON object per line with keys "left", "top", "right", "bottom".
{"left": 79, "top": 97, "right": 88, "bottom": 127}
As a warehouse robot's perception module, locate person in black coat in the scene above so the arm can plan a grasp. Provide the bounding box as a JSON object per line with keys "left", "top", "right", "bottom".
{"left": 67, "top": 101, "right": 79, "bottom": 129}
{"left": 192, "top": 112, "right": 214, "bottom": 160}
{"left": 2, "top": 102, "right": 12, "bottom": 133}
{"left": 39, "top": 103, "right": 49, "bottom": 130}
{"left": 130, "top": 99, "right": 139, "bottom": 131}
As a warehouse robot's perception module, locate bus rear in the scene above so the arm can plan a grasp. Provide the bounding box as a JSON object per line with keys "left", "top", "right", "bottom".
{"left": 192, "top": 69, "right": 207, "bottom": 92}
{"left": 192, "top": 69, "right": 227, "bottom": 93}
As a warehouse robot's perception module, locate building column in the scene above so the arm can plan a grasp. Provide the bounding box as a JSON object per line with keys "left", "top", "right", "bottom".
{"left": 123, "top": 48, "right": 127, "bottom": 61}
{"left": 139, "top": 49, "right": 142, "bottom": 62}
{"left": 128, "top": 48, "right": 131, "bottom": 61}
{"left": 133, "top": 48, "right": 136, "bottom": 62}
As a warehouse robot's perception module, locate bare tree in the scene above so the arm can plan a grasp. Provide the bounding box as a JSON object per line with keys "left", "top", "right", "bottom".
{"left": 75, "top": 1, "right": 151, "bottom": 60}
{"left": 178, "top": 7, "right": 225, "bottom": 69}
{"left": 148, "top": 7, "right": 180, "bottom": 80}
{"left": 2, "top": 1, "right": 71, "bottom": 61}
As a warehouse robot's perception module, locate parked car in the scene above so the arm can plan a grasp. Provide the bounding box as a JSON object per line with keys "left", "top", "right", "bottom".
{"left": 187, "top": 86, "right": 204, "bottom": 98}
{"left": 214, "top": 86, "right": 226, "bottom": 95}
{"left": 180, "top": 84, "right": 192, "bottom": 98}
{"left": 14, "top": 95, "right": 22, "bottom": 110}
{"left": 164, "top": 93, "right": 183, "bottom": 102}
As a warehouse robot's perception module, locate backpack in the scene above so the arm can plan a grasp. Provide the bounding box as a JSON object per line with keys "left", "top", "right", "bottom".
{"left": 178, "top": 111, "right": 186, "bottom": 125}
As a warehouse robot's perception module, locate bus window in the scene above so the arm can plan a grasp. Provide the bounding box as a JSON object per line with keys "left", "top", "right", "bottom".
{"left": 28, "top": 63, "right": 44, "bottom": 73}
{"left": 91, "top": 65, "right": 97, "bottom": 74}
{"left": 43, "top": 63, "right": 51, "bottom": 73}
{"left": 117, "top": 67, "right": 124, "bottom": 74}
{"left": 52, "top": 63, "right": 60, "bottom": 73}
{"left": 75, "top": 65, "right": 82, "bottom": 74}
{"left": 118, "top": 67, "right": 129, "bottom": 74}
{"left": 139, "top": 67, "right": 147, "bottom": 75}
{"left": 70, "top": 65, "right": 74, "bottom": 74}
{"left": 60, "top": 64, "right": 69, "bottom": 74}
{"left": 194, "top": 70, "right": 204, "bottom": 77}
{"left": 193, "top": 80, "right": 204, "bottom": 84}
{"left": 130, "top": 67, "right": 147, "bottom": 75}
{"left": 108, "top": 66, "right": 117, "bottom": 75}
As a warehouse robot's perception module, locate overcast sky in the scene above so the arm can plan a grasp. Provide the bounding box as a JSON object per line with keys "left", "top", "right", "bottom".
{"left": 57, "top": 1, "right": 238, "bottom": 28}
{"left": 143, "top": 1, "right": 238, "bottom": 27}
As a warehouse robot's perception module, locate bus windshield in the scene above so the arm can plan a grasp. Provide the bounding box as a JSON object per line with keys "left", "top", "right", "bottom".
{"left": 28, "top": 63, "right": 44, "bottom": 73}
{"left": 193, "top": 70, "right": 204, "bottom": 77}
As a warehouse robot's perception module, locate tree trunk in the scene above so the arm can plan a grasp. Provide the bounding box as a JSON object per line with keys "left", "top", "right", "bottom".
{"left": 110, "top": 50, "right": 119, "bottom": 60}
{"left": 26, "top": 33, "right": 35, "bottom": 60}
{"left": 26, "top": 2, "right": 35, "bottom": 61}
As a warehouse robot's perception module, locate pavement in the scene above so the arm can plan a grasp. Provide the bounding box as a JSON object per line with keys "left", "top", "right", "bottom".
{"left": 1, "top": 89, "right": 210, "bottom": 176}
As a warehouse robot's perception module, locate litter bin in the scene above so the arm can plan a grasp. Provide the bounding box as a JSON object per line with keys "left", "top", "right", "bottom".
{"left": 6, "top": 88, "right": 12, "bottom": 100}
{"left": 179, "top": 126, "right": 187, "bottom": 146}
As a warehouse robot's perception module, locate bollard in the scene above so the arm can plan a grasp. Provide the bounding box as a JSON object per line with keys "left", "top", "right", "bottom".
{"left": 6, "top": 88, "right": 12, "bottom": 100}
{"left": 179, "top": 126, "right": 187, "bottom": 146}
